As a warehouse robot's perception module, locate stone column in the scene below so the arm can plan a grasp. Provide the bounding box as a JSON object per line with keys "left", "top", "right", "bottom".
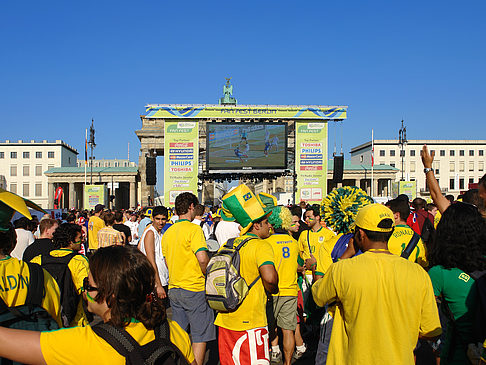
{"left": 68, "top": 182, "right": 75, "bottom": 209}
{"left": 48, "top": 182, "right": 55, "bottom": 208}
{"left": 129, "top": 181, "right": 136, "bottom": 209}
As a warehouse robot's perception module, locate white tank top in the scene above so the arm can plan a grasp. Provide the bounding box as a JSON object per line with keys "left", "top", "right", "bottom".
{"left": 139, "top": 225, "right": 169, "bottom": 286}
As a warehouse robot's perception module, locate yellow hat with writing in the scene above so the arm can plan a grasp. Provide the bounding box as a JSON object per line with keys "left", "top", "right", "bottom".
{"left": 354, "top": 203, "right": 395, "bottom": 233}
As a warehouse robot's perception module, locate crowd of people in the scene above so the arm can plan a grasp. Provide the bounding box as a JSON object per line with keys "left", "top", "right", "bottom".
{"left": 0, "top": 144, "right": 485, "bottom": 364}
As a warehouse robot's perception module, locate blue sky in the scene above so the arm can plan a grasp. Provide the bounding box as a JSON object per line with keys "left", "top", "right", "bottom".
{"left": 1, "top": 0, "right": 485, "bottom": 192}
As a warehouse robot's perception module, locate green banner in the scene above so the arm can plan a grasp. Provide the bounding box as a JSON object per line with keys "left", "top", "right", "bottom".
{"left": 295, "top": 121, "right": 328, "bottom": 203}
{"left": 391, "top": 181, "right": 417, "bottom": 200}
{"left": 84, "top": 185, "right": 106, "bottom": 210}
{"left": 164, "top": 121, "right": 199, "bottom": 206}
{"left": 145, "top": 105, "right": 347, "bottom": 120}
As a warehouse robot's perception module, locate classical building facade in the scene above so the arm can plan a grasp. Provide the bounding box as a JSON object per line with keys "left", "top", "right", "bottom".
{"left": 351, "top": 139, "right": 486, "bottom": 198}
{"left": 0, "top": 140, "right": 78, "bottom": 208}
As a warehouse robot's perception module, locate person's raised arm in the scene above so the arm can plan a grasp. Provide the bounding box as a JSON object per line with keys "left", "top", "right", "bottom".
{"left": 259, "top": 264, "right": 278, "bottom": 294}
{"left": 421, "top": 145, "right": 450, "bottom": 214}
{"left": 144, "top": 230, "right": 166, "bottom": 299}
{"left": 0, "top": 328, "right": 46, "bottom": 365}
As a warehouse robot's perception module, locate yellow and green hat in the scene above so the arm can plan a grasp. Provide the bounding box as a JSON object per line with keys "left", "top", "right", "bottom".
{"left": 221, "top": 184, "right": 269, "bottom": 235}
{"left": 0, "top": 188, "right": 46, "bottom": 232}
{"left": 354, "top": 203, "right": 395, "bottom": 233}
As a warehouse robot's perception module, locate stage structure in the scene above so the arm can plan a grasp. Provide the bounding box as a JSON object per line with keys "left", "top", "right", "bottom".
{"left": 136, "top": 82, "right": 347, "bottom": 206}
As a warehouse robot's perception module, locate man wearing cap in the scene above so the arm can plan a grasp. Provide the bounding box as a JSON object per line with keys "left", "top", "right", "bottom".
{"left": 161, "top": 193, "right": 215, "bottom": 365}
{"left": 311, "top": 203, "right": 441, "bottom": 364}
{"left": 215, "top": 185, "right": 278, "bottom": 365}
{"left": 87, "top": 204, "right": 105, "bottom": 252}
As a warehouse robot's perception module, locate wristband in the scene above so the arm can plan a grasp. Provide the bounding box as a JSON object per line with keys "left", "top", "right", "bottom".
{"left": 424, "top": 168, "right": 433, "bottom": 174}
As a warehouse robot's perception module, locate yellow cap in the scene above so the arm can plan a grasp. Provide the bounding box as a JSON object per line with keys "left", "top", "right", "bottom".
{"left": 354, "top": 203, "right": 395, "bottom": 232}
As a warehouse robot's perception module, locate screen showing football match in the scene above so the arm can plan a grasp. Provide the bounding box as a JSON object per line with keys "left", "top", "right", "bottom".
{"left": 206, "top": 122, "right": 287, "bottom": 171}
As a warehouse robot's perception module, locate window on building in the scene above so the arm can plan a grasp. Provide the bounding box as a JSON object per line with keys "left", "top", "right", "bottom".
{"left": 410, "top": 161, "right": 416, "bottom": 172}
{"left": 0, "top": 152, "right": 4, "bottom": 159}
{"left": 450, "top": 162, "right": 455, "bottom": 172}
{"left": 114, "top": 162, "right": 118, "bottom": 167}
{"left": 450, "top": 179, "right": 455, "bottom": 190}
{"left": 410, "top": 150, "right": 415, "bottom": 157}
{"left": 23, "top": 152, "right": 30, "bottom": 159}
{"left": 23, "top": 165, "right": 29, "bottom": 176}
{"left": 390, "top": 150, "right": 395, "bottom": 157}
{"left": 35, "top": 183, "right": 42, "bottom": 197}
{"left": 440, "top": 150, "right": 445, "bottom": 157}
{"left": 23, "top": 183, "right": 29, "bottom": 197}
{"left": 450, "top": 150, "right": 455, "bottom": 157}
{"left": 36, "top": 152, "right": 42, "bottom": 158}
{"left": 459, "top": 162, "right": 465, "bottom": 172}
{"left": 469, "top": 162, "right": 474, "bottom": 171}
{"left": 459, "top": 178, "right": 465, "bottom": 190}
{"left": 35, "top": 165, "right": 42, "bottom": 176}
{"left": 479, "top": 150, "right": 484, "bottom": 157}
{"left": 459, "top": 150, "right": 465, "bottom": 156}
{"left": 390, "top": 163, "right": 396, "bottom": 168}
{"left": 379, "top": 161, "right": 385, "bottom": 165}
{"left": 124, "top": 162, "right": 128, "bottom": 167}
{"left": 10, "top": 165, "right": 17, "bottom": 176}
{"left": 434, "top": 162, "right": 440, "bottom": 175}
{"left": 360, "top": 155, "right": 363, "bottom": 163}
{"left": 480, "top": 162, "right": 484, "bottom": 172}
{"left": 469, "top": 178, "right": 475, "bottom": 185}
{"left": 10, "top": 152, "right": 17, "bottom": 159}
{"left": 10, "top": 184, "right": 17, "bottom": 194}
{"left": 469, "top": 150, "right": 474, "bottom": 156}
{"left": 48, "top": 151, "right": 55, "bottom": 158}
{"left": 48, "top": 164, "right": 54, "bottom": 170}
{"left": 379, "top": 150, "right": 385, "bottom": 157}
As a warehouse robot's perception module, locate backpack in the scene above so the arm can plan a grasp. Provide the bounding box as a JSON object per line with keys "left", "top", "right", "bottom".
{"left": 205, "top": 237, "right": 259, "bottom": 312}
{"left": 400, "top": 232, "right": 421, "bottom": 260}
{"left": 469, "top": 270, "right": 486, "bottom": 344}
{"left": 0, "top": 262, "right": 59, "bottom": 363}
{"left": 92, "top": 318, "right": 190, "bottom": 365}
{"left": 40, "top": 252, "right": 80, "bottom": 327}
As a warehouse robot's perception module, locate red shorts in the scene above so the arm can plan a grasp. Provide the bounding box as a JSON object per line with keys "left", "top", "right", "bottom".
{"left": 296, "top": 289, "right": 305, "bottom": 324}
{"left": 218, "top": 326, "right": 270, "bottom": 365}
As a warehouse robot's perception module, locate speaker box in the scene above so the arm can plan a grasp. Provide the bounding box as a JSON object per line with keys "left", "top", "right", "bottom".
{"left": 333, "top": 155, "right": 344, "bottom": 183}
{"left": 146, "top": 157, "right": 157, "bottom": 186}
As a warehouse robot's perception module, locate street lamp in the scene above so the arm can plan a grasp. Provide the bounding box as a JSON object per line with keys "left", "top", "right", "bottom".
{"left": 398, "top": 120, "right": 407, "bottom": 181}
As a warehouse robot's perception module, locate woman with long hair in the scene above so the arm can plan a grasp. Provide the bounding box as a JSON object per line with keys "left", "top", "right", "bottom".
{"left": 427, "top": 202, "right": 486, "bottom": 365}
{"left": 0, "top": 245, "right": 195, "bottom": 364}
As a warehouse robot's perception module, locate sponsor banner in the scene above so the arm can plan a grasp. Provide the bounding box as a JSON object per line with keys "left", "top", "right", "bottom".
{"left": 295, "top": 121, "right": 328, "bottom": 203}
{"left": 145, "top": 105, "right": 347, "bottom": 120}
{"left": 84, "top": 185, "right": 107, "bottom": 210}
{"left": 391, "top": 181, "right": 417, "bottom": 200}
{"left": 164, "top": 121, "right": 199, "bottom": 206}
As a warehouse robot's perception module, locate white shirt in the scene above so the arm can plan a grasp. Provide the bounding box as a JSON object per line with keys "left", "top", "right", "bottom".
{"left": 124, "top": 220, "right": 139, "bottom": 245}
{"left": 139, "top": 225, "right": 169, "bottom": 286}
{"left": 192, "top": 218, "right": 210, "bottom": 240}
{"left": 215, "top": 221, "right": 241, "bottom": 247}
{"left": 11, "top": 228, "right": 35, "bottom": 260}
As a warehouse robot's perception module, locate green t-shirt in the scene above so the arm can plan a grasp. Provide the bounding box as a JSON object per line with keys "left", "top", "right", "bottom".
{"left": 428, "top": 265, "right": 477, "bottom": 365}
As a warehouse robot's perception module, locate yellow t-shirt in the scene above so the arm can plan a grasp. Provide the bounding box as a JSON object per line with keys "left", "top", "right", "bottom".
{"left": 266, "top": 233, "right": 299, "bottom": 297}
{"left": 312, "top": 251, "right": 442, "bottom": 365}
{"left": 40, "top": 319, "right": 195, "bottom": 364}
{"left": 314, "top": 233, "right": 341, "bottom": 277}
{"left": 0, "top": 256, "right": 61, "bottom": 327}
{"left": 31, "top": 249, "right": 89, "bottom": 327}
{"left": 214, "top": 234, "right": 275, "bottom": 331}
{"left": 88, "top": 215, "right": 105, "bottom": 250}
{"left": 298, "top": 227, "right": 335, "bottom": 274}
{"left": 434, "top": 211, "right": 441, "bottom": 228}
{"left": 388, "top": 224, "right": 428, "bottom": 267}
{"left": 161, "top": 219, "right": 207, "bottom": 292}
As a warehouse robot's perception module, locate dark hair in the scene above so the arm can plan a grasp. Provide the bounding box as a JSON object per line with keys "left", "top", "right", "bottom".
{"left": 361, "top": 227, "right": 394, "bottom": 243}
{"left": 426, "top": 203, "right": 437, "bottom": 212}
{"left": 114, "top": 211, "right": 124, "bottom": 222}
{"left": 480, "top": 174, "right": 486, "bottom": 190}
{"left": 90, "top": 246, "right": 165, "bottom": 329}
{"left": 175, "top": 192, "right": 198, "bottom": 215}
{"left": 103, "top": 212, "right": 115, "bottom": 226}
{"left": 305, "top": 205, "right": 320, "bottom": 218}
{"left": 290, "top": 205, "right": 302, "bottom": 218}
{"left": 428, "top": 202, "right": 486, "bottom": 272}
{"left": 396, "top": 194, "right": 410, "bottom": 202}
{"left": 0, "top": 224, "right": 16, "bottom": 255}
{"left": 411, "top": 198, "right": 426, "bottom": 211}
{"left": 152, "top": 206, "right": 168, "bottom": 218}
{"left": 386, "top": 198, "right": 410, "bottom": 221}
{"left": 52, "top": 223, "right": 82, "bottom": 249}
{"left": 66, "top": 214, "right": 76, "bottom": 223}
{"left": 194, "top": 204, "right": 205, "bottom": 217}
{"left": 13, "top": 217, "right": 29, "bottom": 230}
{"left": 445, "top": 194, "right": 455, "bottom": 204}
{"left": 39, "top": 218, "right": 58, "bottom": 234}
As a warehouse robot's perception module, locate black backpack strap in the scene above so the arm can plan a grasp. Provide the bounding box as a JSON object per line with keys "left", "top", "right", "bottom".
{"left": 307, "top": 230, "right": 312, "bottom": 255}
{"left": 147, "top": 319, "right": 189, "bottom": 365}
{"left": 400, "top": 232, "right": 420, "bottom": 259}
{"left": 25, "top": 261, "right": 45, "bottom": 306}
{"left": 92, "top": 323, "right": 145, "bottom": 364}
{"left": 234, "top": 237, "right": 256, "bottom": 251}
{"left": 41, "top": 252, "right": 78, "bottom": 266}
{"left": 223, "top": 237, "right": 236, "bottom": 249}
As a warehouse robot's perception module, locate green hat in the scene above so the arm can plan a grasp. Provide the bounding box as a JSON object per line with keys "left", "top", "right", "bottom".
{"left": 258, "top": 193, "right": 277, "bottom": 213}
{"left": 0, "top": 188, "right": 46, "bottom": 232}
{"left": 221, "top": 185, "right": 270, "bottom": 235}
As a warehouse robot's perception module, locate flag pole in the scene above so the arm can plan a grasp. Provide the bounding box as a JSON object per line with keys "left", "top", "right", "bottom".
{"left": 84, "top": 128, "right": 88, "bottom": 189}
{"left": 371, "top": 129, "right": 374, "bottom": 198}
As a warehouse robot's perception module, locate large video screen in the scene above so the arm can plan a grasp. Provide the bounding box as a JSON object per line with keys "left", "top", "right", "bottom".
{"left": 206, "top": 122, "right": 288, "bottom": 172}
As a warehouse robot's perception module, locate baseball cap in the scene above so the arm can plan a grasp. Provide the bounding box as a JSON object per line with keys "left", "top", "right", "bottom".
{"left": 354, "top": 203, "right": 395, "bottom": 233}
{"left": 94, "top": 204, "right": 105, "bottom": 213}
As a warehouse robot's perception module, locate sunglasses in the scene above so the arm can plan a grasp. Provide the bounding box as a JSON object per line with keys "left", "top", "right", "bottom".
{"left": 83, "top": 277, "right": 98, "bottom": 292}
